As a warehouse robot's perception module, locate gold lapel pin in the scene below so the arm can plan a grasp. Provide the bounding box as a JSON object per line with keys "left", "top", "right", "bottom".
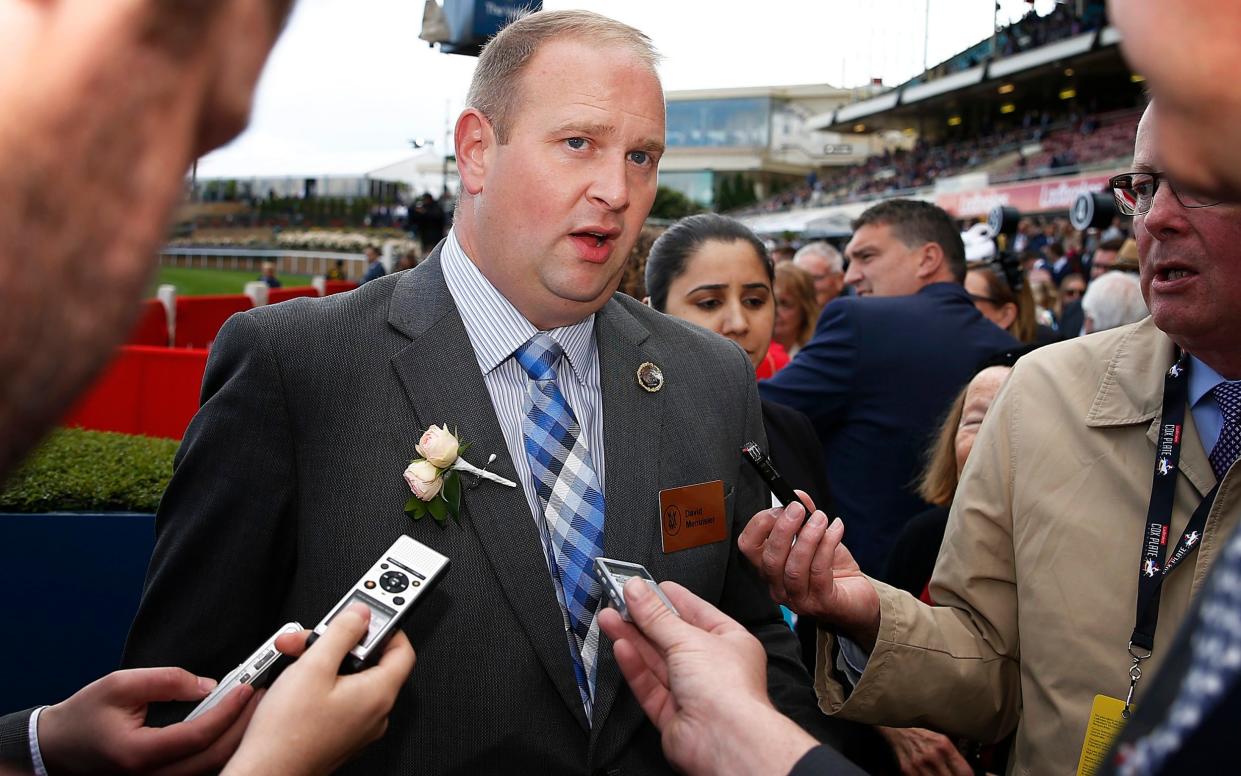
{"left": 637, "top": 362, "right": 664, "bottom": 393}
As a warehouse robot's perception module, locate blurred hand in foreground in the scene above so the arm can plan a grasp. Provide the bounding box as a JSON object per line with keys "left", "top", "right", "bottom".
{"left": 37, "top": 666, "right": 258, "bottom": 775}
{"left": 222, "top": 603, "right": 415, "bottom": 776}
{"left": 598, "top": 580, "right": 818, "bottom": 776}
{"left": 738, "top": 490, "right": 882, "bottom": 651}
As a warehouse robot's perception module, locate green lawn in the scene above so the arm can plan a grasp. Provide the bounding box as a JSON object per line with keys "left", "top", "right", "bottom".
{"left": 153, "top": 267, "right": 316, "bottom": 296}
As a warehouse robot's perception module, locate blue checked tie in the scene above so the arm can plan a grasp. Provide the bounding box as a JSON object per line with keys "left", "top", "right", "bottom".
{"left": 1208, "top": 382, "right": 1241, "bottom": 482}
{"left": 514, "top": 333, "right": 605, "bottom": 712}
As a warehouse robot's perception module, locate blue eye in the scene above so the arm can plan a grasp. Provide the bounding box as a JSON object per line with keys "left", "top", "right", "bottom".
{"left": 566, "top": 137, "right": 587, "bottom": 150}
{"left": 629, "top": 151, "right": 650, "bottom": 166}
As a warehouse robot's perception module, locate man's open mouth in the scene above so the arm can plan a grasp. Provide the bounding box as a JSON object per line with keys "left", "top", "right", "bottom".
{"left": 573, "top": 231, "right": 609, "bottom": 247}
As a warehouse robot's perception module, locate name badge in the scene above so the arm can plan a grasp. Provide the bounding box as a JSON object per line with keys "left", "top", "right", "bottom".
{"left": 659, "top": 480, "right": 727, "bottom": 553}
{"left": 1075, "top": 694, "right": 1129, "bottom": 776}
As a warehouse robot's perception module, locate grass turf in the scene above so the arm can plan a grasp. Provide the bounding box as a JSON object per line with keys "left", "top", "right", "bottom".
{"left": 153, "top": 266, "right": 315, "bottom": 296}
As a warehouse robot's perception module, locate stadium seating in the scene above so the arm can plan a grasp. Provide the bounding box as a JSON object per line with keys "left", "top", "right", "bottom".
{"left": 268, "top": 285, "right": 320, "bottom": 304}
{"left": 172, "top": 294, "right": 253, "bottom": 349}
{"left": 995, "top": 107, "right": 1141, "bottom": 181}
{"left": 125, "top": 298, "right": 170, "bottom": 347}
{"left": 323, "top": 279, "right": 359, "bottom": 296}
{"left": 736, "top": 106, "right": 1138, "bottom": 216}
{"left": 62, "top": 345, "right": 209, "bottom": 439}
{"left": 66, "top": 279, "right": 360, "bottom": 441}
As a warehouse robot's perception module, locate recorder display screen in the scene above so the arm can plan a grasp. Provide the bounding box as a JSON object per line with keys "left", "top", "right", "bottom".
{"left": 329, "top": 591, "right": 397, "bottom": 648}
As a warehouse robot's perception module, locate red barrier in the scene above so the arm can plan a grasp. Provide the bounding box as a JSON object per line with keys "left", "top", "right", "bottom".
{"left": 268, "top": 286, "right": 319, "bottom": 304}
{"left": 323, "top": 280, "right": 358, "bottom": 296}
{"left": 126, "top": 299, "right": 169, "bottom": 346}
{"left": 173, "top": 294, "right": 251, "bottom": 349}
{"left": 63, "top": 346, "right": 208, "bottom": 439}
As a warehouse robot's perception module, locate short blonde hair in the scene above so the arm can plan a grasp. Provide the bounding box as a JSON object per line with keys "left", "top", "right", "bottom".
{"left": 466, "top": 10, "right": 661, "bottom": 144}
{"left": 774, "top": 262, "right": 819, "bottom": 349}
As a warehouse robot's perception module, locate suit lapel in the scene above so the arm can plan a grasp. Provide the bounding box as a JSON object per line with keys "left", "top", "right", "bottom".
{"left": 387, "top": 253, "right": 588, "bottom": 729}
{"left": 588, "top": 299, "right": 667, "bottom": 748}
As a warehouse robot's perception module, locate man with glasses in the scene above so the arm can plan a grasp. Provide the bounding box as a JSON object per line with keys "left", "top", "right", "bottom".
{"left": 1088, "top": 237, "right": 1126, "bottom": 279}
{"left": 731, "top": 103, "right": 1241, "bottom": 775}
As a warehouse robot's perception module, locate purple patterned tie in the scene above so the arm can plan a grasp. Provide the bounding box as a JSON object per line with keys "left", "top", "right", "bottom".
{"left": 1209, "top": 382, "right": 1241, "bottom": 482}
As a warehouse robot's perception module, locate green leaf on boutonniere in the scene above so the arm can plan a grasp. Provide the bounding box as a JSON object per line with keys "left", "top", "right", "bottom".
{"left": 426, "top": 492, "right": 449, "bottom": 526}
{"left": 457, "top": 442, "right": 471, "bottom": 457}
{"left": 443, "top": 470, "right": 462, "bottom": 522}
{"left": 405, "top": 496, "right": 427, "bottom": 520}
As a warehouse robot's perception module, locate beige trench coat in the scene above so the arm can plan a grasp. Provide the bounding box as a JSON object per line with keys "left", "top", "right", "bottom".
{"left": 815, "top": 317, "right": 1241, "bottom": 775}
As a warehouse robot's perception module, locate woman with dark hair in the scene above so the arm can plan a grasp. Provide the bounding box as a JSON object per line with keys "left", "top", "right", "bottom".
{"left": 644, "top": 213, "right": 828, "bottom": 655}
{"left": 646, "top": 213, "right": 790, "bottom": 376}
{"left": 965, "top": 264, "right": 1060, "bottom": 345}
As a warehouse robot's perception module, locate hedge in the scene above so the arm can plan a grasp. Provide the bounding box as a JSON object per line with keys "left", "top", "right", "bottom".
{"left": 0, "top": 428, "right": 178, "bottom": 512}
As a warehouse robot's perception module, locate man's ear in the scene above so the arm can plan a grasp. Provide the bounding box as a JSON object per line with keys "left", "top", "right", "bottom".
{"left": 915, "top": 241, "right": 947, "bottom": 280}
{"left": 455, "top": 108, "right": 493, "bottom": 196}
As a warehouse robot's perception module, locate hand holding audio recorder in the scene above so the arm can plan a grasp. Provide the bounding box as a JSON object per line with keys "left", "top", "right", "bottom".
{"left": 311, "top": 534, "right": 449, "bottom": 673}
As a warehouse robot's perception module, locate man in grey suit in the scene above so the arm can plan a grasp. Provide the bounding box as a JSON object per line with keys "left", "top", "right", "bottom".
{"left": 123, "top": 10, "right": 842, "bottom": 774}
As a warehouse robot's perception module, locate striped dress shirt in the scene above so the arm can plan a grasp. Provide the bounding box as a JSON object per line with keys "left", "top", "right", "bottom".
{"left": 440, "top": 229, "right": 606, "bottom": 715}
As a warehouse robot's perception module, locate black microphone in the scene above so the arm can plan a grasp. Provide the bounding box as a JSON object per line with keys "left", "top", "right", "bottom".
{"left": 740, "top": 441, "right": 810, "bottom": 516}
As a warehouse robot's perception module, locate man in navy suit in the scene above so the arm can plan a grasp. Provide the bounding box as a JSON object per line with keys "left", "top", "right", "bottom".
{"left": 759, "top": 199, "right": 1016, "bottom": 577}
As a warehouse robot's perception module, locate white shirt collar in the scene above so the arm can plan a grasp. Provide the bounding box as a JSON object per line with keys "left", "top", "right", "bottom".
{"left": 439, "top": 228, "right": 596, "bottom": 385}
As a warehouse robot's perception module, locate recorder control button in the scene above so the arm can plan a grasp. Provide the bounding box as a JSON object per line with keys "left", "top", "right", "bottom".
{"left": 393, "top": 596, "right": 405, "bottom": 606}
{"left": 254, "top": 650, "right": 275, "bottom": 670}
{"left": 379, "top": 570, "right": 409, "bottom": 594}
{"left": 364, "top": 580, "right": 376, "bottom": 589}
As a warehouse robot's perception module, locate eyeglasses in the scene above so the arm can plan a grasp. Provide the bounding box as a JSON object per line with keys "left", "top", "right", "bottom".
{"left": 968, "top": 292, "right": 1002, "bottom": 306}
{"left": 1108, "top": 171, "right": 1221, "bottom": 216}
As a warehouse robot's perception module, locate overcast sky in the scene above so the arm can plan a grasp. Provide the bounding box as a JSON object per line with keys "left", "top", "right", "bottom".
{"left": 198, "top": 0, "right": 1060, "bottom": 177}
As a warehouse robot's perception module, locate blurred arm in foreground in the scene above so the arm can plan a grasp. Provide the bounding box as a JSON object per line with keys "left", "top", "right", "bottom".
{"left": 0, "top": 0, "right": 292, "bottom": 478}
{"left": 598, "top": 579, "right": 863, "bottom": 776}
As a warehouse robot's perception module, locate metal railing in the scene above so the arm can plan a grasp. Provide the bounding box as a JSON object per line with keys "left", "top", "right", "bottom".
{"left": 159, "top": 247, "right": 367, "bottom": 278}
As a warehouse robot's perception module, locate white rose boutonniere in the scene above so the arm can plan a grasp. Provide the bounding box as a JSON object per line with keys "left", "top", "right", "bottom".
{"left": 416, "top": 425, "right": 460, "bottom": 468}
{"left": 404, "top": 424, "right": 516, "bottom": 526}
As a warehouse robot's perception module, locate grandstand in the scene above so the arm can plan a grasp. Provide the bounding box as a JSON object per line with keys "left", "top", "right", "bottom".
{"left": 733, "top": 2, "right": 1142, "bottom": 237}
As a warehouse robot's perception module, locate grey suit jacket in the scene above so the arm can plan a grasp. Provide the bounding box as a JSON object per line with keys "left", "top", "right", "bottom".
{"left": 123, "top": 249, "right": 836, "bottom": 774}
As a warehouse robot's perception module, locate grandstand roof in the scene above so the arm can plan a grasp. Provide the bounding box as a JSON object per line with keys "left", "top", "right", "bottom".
{"left": 809, "top": 27, "right": 1137, "bottom": 136}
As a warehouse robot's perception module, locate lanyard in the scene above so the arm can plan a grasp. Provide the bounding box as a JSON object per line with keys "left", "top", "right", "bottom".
{"left": 1123, "top": 352, "right": 1222, "bottom": 716}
